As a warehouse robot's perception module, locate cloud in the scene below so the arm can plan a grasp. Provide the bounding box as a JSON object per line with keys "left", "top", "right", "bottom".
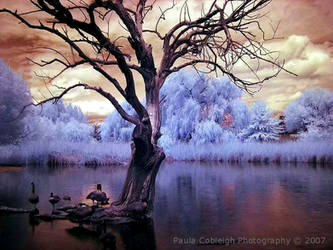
{"left": 1, "top": 0, "right": 333, "bottom": 119}
{"left": 238, "top": 35, "right": 333, "bottom": 111}
{"left": 278, "top": 35, "right": 331, "bottom": 77}
{"left": 71, "top": 99, "right": 114, "bottom": 118}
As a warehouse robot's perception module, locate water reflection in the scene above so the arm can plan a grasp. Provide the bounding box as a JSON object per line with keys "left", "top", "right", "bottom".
{"left": 154, "top": 162, "right": 333, "bottom": 250}
{"left": 0, "top": 163, "right": 332, "bottom": 250}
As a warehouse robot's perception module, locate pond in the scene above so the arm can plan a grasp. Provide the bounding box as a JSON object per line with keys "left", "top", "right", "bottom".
{"left": 0, "top": 162, "right": 332, "bottom": 250}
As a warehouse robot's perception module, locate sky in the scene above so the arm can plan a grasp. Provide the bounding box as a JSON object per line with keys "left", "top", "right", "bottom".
{"left": 0, "top": 0, "right": 332, "bottom": 122}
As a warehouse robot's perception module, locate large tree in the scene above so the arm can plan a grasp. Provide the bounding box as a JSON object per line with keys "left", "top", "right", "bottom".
{"left": 0, "top": 59, "right": 32, "bottom": 145}
{"left": 1, "top": 0, "right": 290, "bottom": 219}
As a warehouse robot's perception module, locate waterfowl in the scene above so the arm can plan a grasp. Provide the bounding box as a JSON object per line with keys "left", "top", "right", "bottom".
{"left": 63, "top": 195, "right": 71, "bottom": 201}
{"left": 28, "top": 182, "right": 39, "bottom": 209}
{"left": 86, "top": 184, "right": 109, "bottom": 206}
{"left": 49, "top": 192, "right": 61, "bottom": 211}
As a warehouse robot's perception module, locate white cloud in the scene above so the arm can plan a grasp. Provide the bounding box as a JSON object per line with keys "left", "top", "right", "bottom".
{"left": 237, "top": 35, "right": 333, "bottom": 111}
{"left": 71, "top": 99, "right": 113, "bottom": 117}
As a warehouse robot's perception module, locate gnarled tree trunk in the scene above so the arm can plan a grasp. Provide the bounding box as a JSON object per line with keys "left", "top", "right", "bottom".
{"left": 110, "top": 117, "right": 165, "bottom": 219}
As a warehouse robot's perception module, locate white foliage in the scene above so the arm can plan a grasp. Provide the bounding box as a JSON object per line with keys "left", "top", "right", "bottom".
{"left": 285, "top": 88, "right": 333, "bottom": 136}
{"left": 230, "top": 100, "right": 250, "bottom": 133}
{"left": 239, "top": 101, "right": 280, "bottom": 142}
{"left": 101, "top": 101, "right": 136, "bottom": 142}
{"left": 0, "top": 59, "right": 34, "bottom": 144}
{"left": 62, "top": 119, "right": 93, "bottom": 142}
{"left": 160, "top": 70, "right": 248, "bottom": 146}
{"left": 158, "top": 133, "right": 175, "bottom": 149}
{"left": 32, "top": 99, "right": 93, "bottom": 143}
{"left": 300, "top": 124, "right": 333, "bottom": 141}
{"left": 191, "top": 120, "right": 223, "bottom": 145}
{"left": 101, "top": 70, "right": 251, "bottom": 147}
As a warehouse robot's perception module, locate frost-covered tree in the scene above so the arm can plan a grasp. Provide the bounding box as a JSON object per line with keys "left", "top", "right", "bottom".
{"left": 37, "top": 100, "right": 88, "bottom": 124}
{"left": 239, "top": 101, "right": 281, "bottom": 142}
{"left": 230, "top": 100, "right": 251, "bottom": 133}
{"left": 34, "top": 100, "right": 93, "bottom": 143}
{"left": 0, "top": 60, "right": 92, "bottom": 144}
{"left": 160, "top": 70, "right": 248, "bottom": 145}
{"left": 62, "top": 119, "right": 93, "bottom": 142}
{"left": 104, "top": 70, "right": 249, "bottom": 146}
{"left": 101, "top": 102, "right": 137, "bottom": 142}
{"left": 0, "top": 59, "right": 33, "bottom": 145}
{"left": 284, "top": 88, "right": 333, "bottom": 138}
{"left": 191, "top": 120, "right": 224, "bottom": 145}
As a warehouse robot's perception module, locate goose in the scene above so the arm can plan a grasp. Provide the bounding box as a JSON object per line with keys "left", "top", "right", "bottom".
{"left": 49, "top": 192, "right": 61, "bottom": 212}
{"left": 28, "top": 182, "right": 39, "bottom": 209}
{"left": 86, "top": 184, "right": 109, "bottom": 206}
{"left": 28, "top": 182, "right": 39, "bottom": 216}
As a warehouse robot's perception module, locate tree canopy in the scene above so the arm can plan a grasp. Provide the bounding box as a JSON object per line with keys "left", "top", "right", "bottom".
{"left": 0, "top": 0, "right": 290, "bottom": 146}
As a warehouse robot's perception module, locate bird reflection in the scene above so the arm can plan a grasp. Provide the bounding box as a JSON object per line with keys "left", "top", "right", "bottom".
{"left": 28, "top": 216, "right": 40, "bottom": 235}
{"left": 28, "top": 182, "right": 39, "bottom": 216}
{"left": 65, "top": 219, "right": 156, "bottom": 250}
{"left": 66, "top": 226, "right": 99, "bottom": 239}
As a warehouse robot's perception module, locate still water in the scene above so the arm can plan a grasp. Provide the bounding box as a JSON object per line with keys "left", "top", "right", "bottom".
{"left": 0, "top": 163, "right": 332, "bottom": 250}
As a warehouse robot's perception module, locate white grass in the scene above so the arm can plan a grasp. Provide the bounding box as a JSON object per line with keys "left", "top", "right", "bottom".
{"left": 0, "top": 141, "right": 131, "bottom": 166}
{"left": 164, "top": 141, "right": 333, "bottom": 164}
{"left": 0, "top": 140, "right": 332, "bottom": 166}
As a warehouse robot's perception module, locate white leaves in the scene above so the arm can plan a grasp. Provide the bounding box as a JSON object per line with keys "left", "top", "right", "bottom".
{"left": 191, "top": 120, "right": 223, "bottom": 145}
{"left": 159, "top": 70, "right": 248, "bottom": 147}
{"left": 0, "top": 59, "right": 32, "bottom": 145}
{"left": 285, "top": 88, "right": 333, "bottom": 140}
{"left": 239, "top": 101, "right": 280, "bottom": 142}
{"left": 34, "top": 100, "right": 93, "bottom": 143}
{"left": 100, "top": 101, "right": 136, "bottom": 142}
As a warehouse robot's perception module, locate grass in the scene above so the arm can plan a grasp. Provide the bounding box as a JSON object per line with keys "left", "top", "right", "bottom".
{"left": 163, "top": 140, "right": 333, "bottom": 164}
{"left": 0, "top": 141, "right": 131, "bottom": 166}
{"left": 0, "top": 140, "right": 332, "bottom": 166}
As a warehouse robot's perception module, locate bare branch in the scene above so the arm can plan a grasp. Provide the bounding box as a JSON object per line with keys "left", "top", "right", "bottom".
{"left": 31, "top": 83, "right": 140, "bottom": 125}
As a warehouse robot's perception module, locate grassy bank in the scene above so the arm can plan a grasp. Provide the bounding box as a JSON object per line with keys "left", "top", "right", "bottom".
{"left": 0, "top": 140, "right": 332, "bottom": 166}
{"left": 164, "top": 141, "right": 333, "bottom": 164}
{"left": 0, "top": 141, "right": 130, "bottom": 166}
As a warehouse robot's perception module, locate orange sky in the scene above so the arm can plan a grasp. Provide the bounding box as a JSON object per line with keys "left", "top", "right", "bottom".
{"left": 0, "top": 0, "right": 332, "bottom": 122}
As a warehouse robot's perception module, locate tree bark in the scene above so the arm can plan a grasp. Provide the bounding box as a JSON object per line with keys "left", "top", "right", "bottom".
{"left": 110, "top": 120, "right": 165, "bottom": 219}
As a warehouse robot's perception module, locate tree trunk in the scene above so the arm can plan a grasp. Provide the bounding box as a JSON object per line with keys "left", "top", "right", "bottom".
{"left": 110, "top": 120, "right": 165, "bottom": 219}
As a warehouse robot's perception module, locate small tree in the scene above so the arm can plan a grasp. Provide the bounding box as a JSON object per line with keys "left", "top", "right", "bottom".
{"left": 239, "top": 101, "right": 280, "bottom": 142}
{"left": 1, "top": 0, "right": 289, "bottom": 218}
